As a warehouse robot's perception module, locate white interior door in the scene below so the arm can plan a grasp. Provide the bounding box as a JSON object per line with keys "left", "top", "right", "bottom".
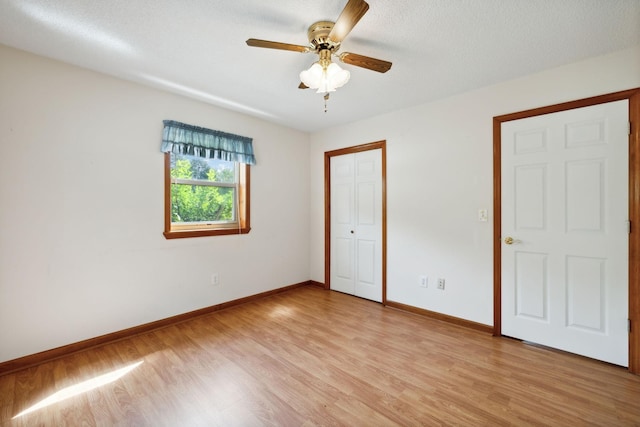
{"left": 330, "top": 149, "right": 382, "bottom": 302}
{"left": 501, "top": 100, "right": 629, "bottom": 366}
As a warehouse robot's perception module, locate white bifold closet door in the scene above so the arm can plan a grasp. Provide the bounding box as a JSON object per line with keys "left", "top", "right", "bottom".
{"left": 330, "top": 149, "right": 383, "bottom": 302}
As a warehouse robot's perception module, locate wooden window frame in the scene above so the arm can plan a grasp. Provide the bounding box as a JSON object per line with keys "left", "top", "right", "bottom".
{"left": 163, "top": 153, "right": 251, "bottom": 239}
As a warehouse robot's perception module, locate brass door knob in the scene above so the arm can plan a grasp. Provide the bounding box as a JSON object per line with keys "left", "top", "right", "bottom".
{"left": 504, "top": 236, "right": 514, "bottom": 245}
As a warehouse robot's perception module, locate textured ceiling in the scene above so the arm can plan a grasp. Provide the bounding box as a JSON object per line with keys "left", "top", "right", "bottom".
{"left": 1, "top": 0, "right": 639, "bottom": 133}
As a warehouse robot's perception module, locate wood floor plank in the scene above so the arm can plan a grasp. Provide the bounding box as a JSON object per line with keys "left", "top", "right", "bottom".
{"left": 1, "top": 285, "right": 640, "bottom": 426}
{"left": 50, "top": 354, "right": 96, "bottom": 427}
{"left": 0, "top": 373, "right": 16, "bottom": 422}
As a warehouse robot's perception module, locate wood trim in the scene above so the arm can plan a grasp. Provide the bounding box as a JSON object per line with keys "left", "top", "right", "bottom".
{"left": 243, "top": 164, "right": 251, "bottom": 231}
{"left": 494, "top": 88, "right": 640, "bottom": 123}
{"left": 493, "top": 88, "right": 640, "bottom": 374}
{"left": 493, "top": 117, "right": 502, "bottom": 337}
{"left": 385, "top": 300, "right": 494, "bottom": 334}
{"left": 164, "top": 153, "right": 172, "bottom": 234}
{"left": 630, "top": 91, "right": 640, "bottom": 374}
{"left": 325, "top": 141, "right": 387, "bottom": 157}
{"left": 324, "top": 152, "right": 332, "bottom": 291}
{"left": 324, "top": 141, "right": 387, "bottom": 302}
{"left": 381, "top": 143, "right": 388, "bottom": 304}
{"left": 0, "top": 281, "right": 313, "bottom": 377}
{"left": 309, "top": 280, "right": 326, "bottom": 288}
{"left": 163, "top": 226, "right": 251, "bottom": 239}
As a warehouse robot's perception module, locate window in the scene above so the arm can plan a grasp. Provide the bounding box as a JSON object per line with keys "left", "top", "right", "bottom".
{"left": 163, "top": 153, "right": 250, "bottom": 238}
{"left": 161, "top": 120, "right": 254, "bottom": 239}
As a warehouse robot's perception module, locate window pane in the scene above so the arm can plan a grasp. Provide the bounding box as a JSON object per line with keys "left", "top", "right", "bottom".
{"left": 171, "top": 184, "right": 235, "bottom": 223}
{"left": 171, "top": 153, "right": 236, "bottom": 183}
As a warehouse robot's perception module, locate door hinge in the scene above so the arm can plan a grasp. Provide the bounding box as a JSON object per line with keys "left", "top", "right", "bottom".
{"left": 629, "top": 319, "right": 632, "bottom": 333}
{"left": 628, "top": 220, "right": 632, "bottom": 234}
{"left": 629, "top": 121, "right": 632, "bottom": 135}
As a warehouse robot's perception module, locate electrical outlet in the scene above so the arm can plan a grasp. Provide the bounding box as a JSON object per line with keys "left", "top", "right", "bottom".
{"left": 419, "top": 276, "right": 428, "bottom": 288}
{"left": 437, "top": 278, "right": 445, "bottom": 290}
{"left": 211, "top": 273, "right": 219, "bottom": 286}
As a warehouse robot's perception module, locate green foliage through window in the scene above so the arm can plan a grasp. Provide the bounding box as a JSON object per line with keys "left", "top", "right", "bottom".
{"left": 170, "top": 154, "right": 237, "bottom": 223}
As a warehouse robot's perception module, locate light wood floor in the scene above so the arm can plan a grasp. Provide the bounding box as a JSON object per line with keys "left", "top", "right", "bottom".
{"left": 1, "top": 285, "right": 639, "bottom": 426}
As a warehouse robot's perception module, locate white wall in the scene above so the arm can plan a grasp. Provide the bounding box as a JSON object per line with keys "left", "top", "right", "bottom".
{"left": 0, "top": 45, "right": 311, "bottom": 363}
{"left": 309, "top": 45, "right": 640, "bottom": 326}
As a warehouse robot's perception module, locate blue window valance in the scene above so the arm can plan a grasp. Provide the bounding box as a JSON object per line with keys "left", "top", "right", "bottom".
{"left": 161, "top": 120, "right": 256, "bottom": 165}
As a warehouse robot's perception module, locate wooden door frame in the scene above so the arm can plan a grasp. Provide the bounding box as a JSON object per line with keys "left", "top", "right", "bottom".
{"left": 324, "top": 141, "right": 387, "bottom": 304}
{"left": 493, "top": 88, "right": 640, "bottom": 374}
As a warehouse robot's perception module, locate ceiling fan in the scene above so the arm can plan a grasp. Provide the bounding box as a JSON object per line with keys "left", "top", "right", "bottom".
{"left": 246, "top": 0, "right": 392, "bottom": 97}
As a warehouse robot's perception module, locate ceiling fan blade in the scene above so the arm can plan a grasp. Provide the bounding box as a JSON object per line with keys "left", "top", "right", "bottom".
{"left": 246, "top": 38, "right": 309, "bottom": 53}
{"left": 339, "top": 52, "right": 392, "bottom": 73}
{"left": 298, "top": 82, "right": 309, "bottom": 89}
{"left": 328, "top": 0, "right": 370, "bottom": 43}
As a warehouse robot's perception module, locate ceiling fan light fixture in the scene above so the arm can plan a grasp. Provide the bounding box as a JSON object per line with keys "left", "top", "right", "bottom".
{"left": 299, "top": 61, "right": 350, "bottom": 94}
{"left": 299, "top": 62, "right": 323, "bottom": 89}
{"left": 326, "top": 62, "right": 350, "bottom": 89}
{"left": 316, "top": 79, "right": 336, "bottom": 94}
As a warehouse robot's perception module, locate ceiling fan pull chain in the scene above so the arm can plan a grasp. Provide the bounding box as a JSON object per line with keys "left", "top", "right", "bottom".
{"left": 324, "top": 93, "right": 330, "bottom": 113}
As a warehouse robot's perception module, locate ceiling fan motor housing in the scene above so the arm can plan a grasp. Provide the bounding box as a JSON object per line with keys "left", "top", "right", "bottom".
{"left": 307, "top": 21, "right": 340, "bottom": 52}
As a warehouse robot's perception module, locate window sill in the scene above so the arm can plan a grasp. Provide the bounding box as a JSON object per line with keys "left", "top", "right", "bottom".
{"left": 163, "top": 227, "right": 251, "bottom": 239}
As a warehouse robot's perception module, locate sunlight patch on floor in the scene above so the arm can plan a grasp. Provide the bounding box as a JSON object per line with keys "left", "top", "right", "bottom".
{"left": 13, "top": 360, "right": 144, "bottom": 419}
{"left": 269, "top": 305, "right": 296, "bottom": 318}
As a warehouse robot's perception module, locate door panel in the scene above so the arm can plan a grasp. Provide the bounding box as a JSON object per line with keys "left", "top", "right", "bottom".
{"left": 514, "top": 164, "right": 547, "bottom": 230}
{"left": 354, "top": 150, "right": 382, "bottom": 302}
{"left": 357, "top": 182, "right": 375, "bottom": 225}
{"left": 515, "top": 251, "right": 548, "bottom": 320}
{"left": 357, "top": 240, "right": 376, "bottom": 284}
{"left": 566, "top": 160, "right": 604, "bottom": 231}
{"left": 566, "top": 256, "right": 605, "bottom": 331}
{"left": 331, "top": 155, "right": 356, "bottom": 295}
{"left": 334, "top": 183, "right": 352, "bottom": 224}
{"left": 335, "top": 238, "right": 354, "bottom": 283}
{"left": 501, "top": 100, "right": 629, "bottom": 366}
